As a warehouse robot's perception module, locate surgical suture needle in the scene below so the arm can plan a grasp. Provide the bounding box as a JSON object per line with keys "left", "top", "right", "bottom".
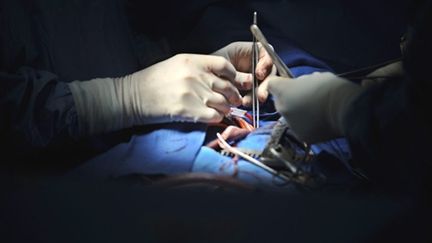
{"left": 252, "top": 11, "right": 260, "bottom": 128}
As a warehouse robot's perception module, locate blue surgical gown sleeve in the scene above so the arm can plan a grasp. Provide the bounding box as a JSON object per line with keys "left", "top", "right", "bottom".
{"left": 0, "top": 68, "right": 80, "bottom": 151}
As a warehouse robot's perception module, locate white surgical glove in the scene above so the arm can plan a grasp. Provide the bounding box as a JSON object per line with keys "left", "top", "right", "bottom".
{"left": 267, "top": 72, "right": 364, "bottom": 143}
{"left": 212, "top": 41, "right": 276, "bottom": 106}
{"left": 69, "top": 54, "right": 243, "bottom": 136}
{"left": 361, "top": 61, "right": 404, "bottom": 87}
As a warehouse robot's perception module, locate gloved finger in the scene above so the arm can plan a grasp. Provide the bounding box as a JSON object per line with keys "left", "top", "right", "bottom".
{"left": 361, "top": 61, "right": 403, "bottom": 87}
{"left": 206, "top": 56, "right": 237, "bottom": 82}
{"left": 211, "top": 79, "right": 242, "bottom": 106}
{"left": 242, "top": 92, "right": 252, "bottom": 107}
{"left": 197, "top": 107, "right": 225, "bottom": 123}
{"left": 258, "top": 69, "right": 289, "bottom": 102}
{"left": 205, "top": 92, "right": 231, "bottom": 115}
{"left": 270, "top": 64, "right": 277, "bottom": 76}
{"left": 211, "top": 42, "right": 250, "bottom": 72}
{"left": 256, "top": 43, "right": 274, "bottom": 80}
{"left": 257, "top": 78, "right": 270, "bottom": 103}
{"left": 267, "top": 76, "right": 290, "bottom": 97}
{"left": 234, "top": 71, "right": 253, "bottom": 90}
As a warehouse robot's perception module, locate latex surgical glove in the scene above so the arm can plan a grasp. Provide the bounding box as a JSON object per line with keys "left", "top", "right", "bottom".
{"left": 212, "top": 41, "right": 276, "bottom": 106}
{"left": 69, "top": 54, "right": 243, "bottom": 136}
{"left": 267, "top": 72, "right": 363, "bottom": 143}
{"left": 361, "top": 61, "right": 404, "bottom": 87}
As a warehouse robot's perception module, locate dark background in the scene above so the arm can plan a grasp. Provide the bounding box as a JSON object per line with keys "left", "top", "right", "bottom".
{"left": 1, "top": 0, "right": 431, "bottom": 242}
{"left": 128, "top": 0, "right": 411, "bottom": 71}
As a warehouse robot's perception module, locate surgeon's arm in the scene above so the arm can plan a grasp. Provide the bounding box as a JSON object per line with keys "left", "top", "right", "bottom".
{"left": 267, "top": 70, "right": 427, "bottom": 187}
{"left": 267, "top": 72, "right": 364, "bottom": 144}
{"left": 69, "top": 54, "right": 243, "bottom": 136}
{"left": 1, "top": 54, "right": 244, "bottom": 153}
{"left": 69, "top": 42, "right": 275, "bottom": 136}
{"left": 0, "top": 68, "right": 80, "bottom": 151}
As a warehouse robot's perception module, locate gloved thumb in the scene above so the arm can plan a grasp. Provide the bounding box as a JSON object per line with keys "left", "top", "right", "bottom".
{"left": 234, "top": 71, "right": 253, "bottom": 90}
{"left": 267, "top": 76, "right": 290, "bottom": 97}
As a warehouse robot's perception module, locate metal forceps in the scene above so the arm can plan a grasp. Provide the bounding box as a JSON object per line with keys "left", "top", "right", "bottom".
{"left": 251, "top": 12, "right": 259, "bottom": 128}
{"left": 250, "top": 24, "right": 294, "bottom": 79}
{"left": 250, "top": 14, "right": 295, "bottom": 128}
{"left": 250, "top": 20, "right": 314, "bottom": 163}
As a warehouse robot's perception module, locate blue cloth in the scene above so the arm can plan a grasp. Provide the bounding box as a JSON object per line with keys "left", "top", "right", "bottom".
{"left": 69, "top": 37, "right": 355, "bottom": 190}
{"left": 192, "top": 123, "right": 355, "bottom": 190}
{"left": 192, "top": 42, "right": 356, "bottom": 189}
{"left": 1, "top": 0, "right": 352, "bottom": 185}
{"left": 68, "top": 123, "right": 207, "bottom": 179}
{"left": 193, "top": 123, "right": 292, "bottom": 191}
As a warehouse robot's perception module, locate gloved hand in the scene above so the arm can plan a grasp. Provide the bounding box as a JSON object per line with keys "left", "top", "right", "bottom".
{"left": 212, "top": 42, "right": 276, "bottom": 106}
{"left": 267, "top": 72, "right": 363, "bottom": 143}
{"left": 361, "top": 61, "right": 404, "bottom": 87}
{"left": 69, "top": 54, "right": 244, "bottom": 136}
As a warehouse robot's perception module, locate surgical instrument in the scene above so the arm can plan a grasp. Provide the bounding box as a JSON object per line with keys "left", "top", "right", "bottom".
{"left": 250, "top": 24, "right": 295, "bottom": 78}
{"left": 216, "top": 133, "right": 290, "bottom": 182}
{"left": 252, "top": 24, "right": 400, "bottom": 83}
{"left": 251, "top": 12, "right": 260, "bottom": 128}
